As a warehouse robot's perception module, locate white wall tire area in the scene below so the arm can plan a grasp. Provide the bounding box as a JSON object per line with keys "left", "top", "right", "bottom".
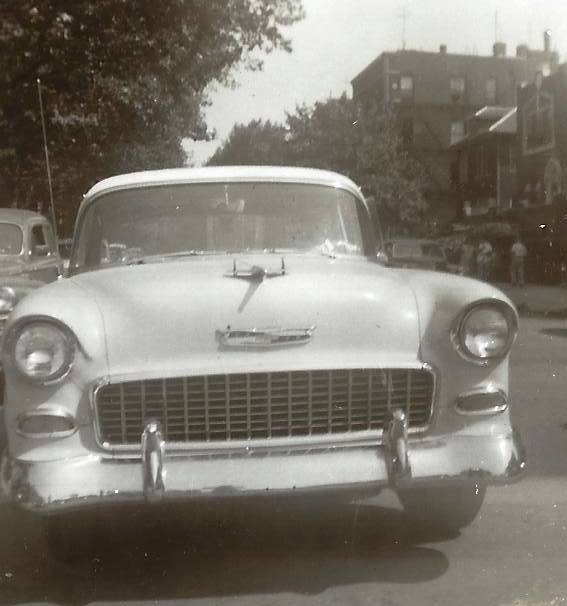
{"left": 397, "top": 481, "right": 486, "bottom": 533}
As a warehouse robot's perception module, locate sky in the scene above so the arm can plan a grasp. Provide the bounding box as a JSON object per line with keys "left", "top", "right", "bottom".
{"left": 183, "top": 0, "right": 567, "bottom": 166}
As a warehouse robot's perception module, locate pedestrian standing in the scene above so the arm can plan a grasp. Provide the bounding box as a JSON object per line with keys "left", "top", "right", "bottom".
{"left": 476, "top": 239, "right": 493, "bottom": 281}
{"left": 510, "top": 236, "right": 528, "bottom": 286}
{"left": 459, "top": 237, "right": 475, "bottom": 276}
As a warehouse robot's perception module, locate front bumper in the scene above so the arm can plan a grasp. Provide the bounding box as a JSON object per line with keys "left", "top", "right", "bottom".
{"left": 1, "top": 425, "right": 526, "bottom": 514}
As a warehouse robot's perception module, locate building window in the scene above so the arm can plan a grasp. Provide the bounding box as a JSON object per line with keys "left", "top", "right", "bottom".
{"left": 485, "top": 78, "right": 497, "bottom": 104}
{"left": 450, "top": 76, "right": 466, "bottom": 102}
{"left": 450, "top": 121, "right": 465, "bottom": 144}
{"left": 400, "top": 75, "right": 414, "bottom": 101}
{"left": 523, "top": 91, "right": 554, "bottom": 154}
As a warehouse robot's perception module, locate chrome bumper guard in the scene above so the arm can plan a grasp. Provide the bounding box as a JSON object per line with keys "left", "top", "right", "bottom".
{"left": 1, "top": 411, "right": 526, "bottom": 514}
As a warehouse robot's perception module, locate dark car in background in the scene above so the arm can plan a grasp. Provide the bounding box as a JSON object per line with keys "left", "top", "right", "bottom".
{"left": 384, "top": 238, "right": 459, "bottom": 273}
{"left": 0, "top": 209, "right": 62, "bottom": 335}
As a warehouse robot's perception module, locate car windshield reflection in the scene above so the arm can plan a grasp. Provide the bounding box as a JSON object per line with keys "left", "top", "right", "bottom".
{"left": 71, "top": 183, "right": 365, "bottom": 272}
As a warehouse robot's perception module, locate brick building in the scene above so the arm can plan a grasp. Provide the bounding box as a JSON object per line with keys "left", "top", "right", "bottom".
{"left": 513, "top": 62, "right": 567, "bottom": 282}
{"left": 449, "top": 62, "right": 567, "bottom": 283}
{"left": 351, "top": 33, "right": 558, "bottom": 226}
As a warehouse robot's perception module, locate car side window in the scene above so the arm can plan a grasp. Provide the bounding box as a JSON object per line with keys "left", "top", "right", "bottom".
{"left": 30, "top": 224, "right": 52, "bottom": 257}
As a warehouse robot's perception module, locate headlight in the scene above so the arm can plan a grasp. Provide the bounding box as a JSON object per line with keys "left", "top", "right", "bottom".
{"left": 452, "top": 301, "right": 517, "bottom": 363}
{"left": 7, "top": 319, "right": 75, "bottom": 383}
{"left": 0, "top": 286, "right": 16, "bottom": 313}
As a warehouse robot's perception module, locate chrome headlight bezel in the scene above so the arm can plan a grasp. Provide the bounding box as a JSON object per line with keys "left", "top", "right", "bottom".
{"left": 0, "top": 286, "right": 17, "bottom": 314}
{"left": 451, "top": 299, "right": 518, "bottom": 365}
{"left": 4, "top": 317, "right": 76, "bottom": 384}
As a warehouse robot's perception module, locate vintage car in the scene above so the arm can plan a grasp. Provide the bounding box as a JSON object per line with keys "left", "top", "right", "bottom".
{"left": 0, "top": 209, "right": 62, "bottom": 335}
{"left": 0, "top": 167, "right": 524, "bottom": 559}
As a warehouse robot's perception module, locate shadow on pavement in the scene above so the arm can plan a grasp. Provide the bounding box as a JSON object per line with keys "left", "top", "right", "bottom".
{"left": 0, "top": 500, "right": 450, "bottom": 605}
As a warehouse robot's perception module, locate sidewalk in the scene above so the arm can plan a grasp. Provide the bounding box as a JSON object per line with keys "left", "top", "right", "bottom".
{"left": 494, "top": 282, "right": 567, "bottom": 316}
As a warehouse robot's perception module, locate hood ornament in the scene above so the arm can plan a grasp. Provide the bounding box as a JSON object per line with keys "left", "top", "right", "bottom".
{"left": 217, "top": 326, "right": 315, "bottom": 348}
{"left": 228, "top": 257, "right": 286, "bottom": 281}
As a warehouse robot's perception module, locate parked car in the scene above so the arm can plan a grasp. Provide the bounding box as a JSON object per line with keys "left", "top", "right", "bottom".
{"left": 0, "top": 167, "right": 524, "bottom": 560}
{"left": 384, "top": 237, "right": 460, "bottom": 273}
{"left": 0, "top": 209, "right": 62, "bottom": 334}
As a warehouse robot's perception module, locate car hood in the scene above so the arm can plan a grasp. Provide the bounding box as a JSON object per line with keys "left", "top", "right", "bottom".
{"left": 65, "top": 255, "right": 422, "bottom": 378}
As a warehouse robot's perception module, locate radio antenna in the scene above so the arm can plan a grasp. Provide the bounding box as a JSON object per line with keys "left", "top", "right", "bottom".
{"left": 399, "top": 6, "right": 409, "bottom": 50}
{"left": 36, "top": 77, "right": 58, "bottom": 241}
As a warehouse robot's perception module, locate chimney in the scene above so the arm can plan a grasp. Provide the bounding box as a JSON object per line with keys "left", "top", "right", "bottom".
{"left": 516, "top": 44, "right": 528, "bottom": 59}
{"left": 493, "top": 42, "right": 506, "bottom": 58}
{"left": 544, "top": 29, "right": 552, "bottom": 53}
{"left": 439, "top": 44, "right": 447, "bottom": 54}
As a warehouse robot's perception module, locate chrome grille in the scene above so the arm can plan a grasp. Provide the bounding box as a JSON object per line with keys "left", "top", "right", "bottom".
{"left": 95, "top": 368, "right": 434, "bottom": 446}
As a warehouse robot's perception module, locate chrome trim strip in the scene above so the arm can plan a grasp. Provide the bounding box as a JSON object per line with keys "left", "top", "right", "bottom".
{"left": 384, "top": 408, "right": 411, "bottom": 484}
{"left": 3, "top": 315, "right": 77, "bottom": 385}
{"left": 141, "top": 420, "right": 166, "bottom": 501}
{"left": 216, "top": 326, "right": 315, "bottom": 348}
{"left": 16, "top": 407, "right": 77, "bottom": 439}
{"left": 454, "top": 386, "right": 508, "bottom": 416}
{"left": 229, "top": 257, "right": 286, "bottom": 280}
{"left": 1, "top": 429, "right": 526, "bottom": 514}
{"left": 450, "top": 298, "right": 518, "bottom": 366}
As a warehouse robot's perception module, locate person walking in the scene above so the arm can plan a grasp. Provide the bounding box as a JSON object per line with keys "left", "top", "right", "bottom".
{"left": 510, "top": 236, "right": 528, "bottom": 286}
{"left": 476, "top": 239, "right": 493, "bottom": 281}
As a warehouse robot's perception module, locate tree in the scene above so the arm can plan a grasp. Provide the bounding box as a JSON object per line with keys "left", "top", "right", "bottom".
{"left": 0, "top": 0, "right": 304, "bottom": 231}
{"left": 209, "top": 94, "right": 428, "bottom": 234}
{"left": 208, "top": 119, "right": 291, "bottom": 165}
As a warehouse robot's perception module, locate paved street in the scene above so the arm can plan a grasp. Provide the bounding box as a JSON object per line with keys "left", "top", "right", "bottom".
{"left": 1, "top": 316, "right": 567, "bottom": 606}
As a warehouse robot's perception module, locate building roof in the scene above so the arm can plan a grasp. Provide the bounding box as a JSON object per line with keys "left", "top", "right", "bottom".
{"left": 489, "top": 108, "right": 517, "bottom": 134}
{"left": 351, "top": 41, "right": 559, "bottom": 108}
{"left": 451, "top": 106, "right": 517, "bottom": 148}
{"left": 473, "top": 106, "right": 513, "bottom": 121}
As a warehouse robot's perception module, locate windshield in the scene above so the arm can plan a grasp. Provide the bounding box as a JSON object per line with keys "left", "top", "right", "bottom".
{"left": 72, "top": 182, "right": 367, "bottom": 271}
{"left": 0, "top": 222, "right": 23, "bottom": 255}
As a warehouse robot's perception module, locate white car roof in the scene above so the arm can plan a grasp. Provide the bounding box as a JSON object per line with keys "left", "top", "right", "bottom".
{"left": 83, "top": 166, "right": 363, "bottom": 203}
{"left": 0, "top": 208, "right": 51, "bottom": 228}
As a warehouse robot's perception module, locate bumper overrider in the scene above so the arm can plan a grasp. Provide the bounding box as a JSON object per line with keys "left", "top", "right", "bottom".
{"left": 0, "top": 411, "right": 526, "bottom": 514}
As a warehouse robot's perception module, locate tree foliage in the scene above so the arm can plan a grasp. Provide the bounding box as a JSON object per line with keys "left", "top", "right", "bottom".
{"left": 0, "top": 0, "right": 303, "bottom": 231}
{"left": 209, "top": 94, "right": 428, "bottom": 234}
{"left": 208, "top": 119, "right": 291, "bottom": 165}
